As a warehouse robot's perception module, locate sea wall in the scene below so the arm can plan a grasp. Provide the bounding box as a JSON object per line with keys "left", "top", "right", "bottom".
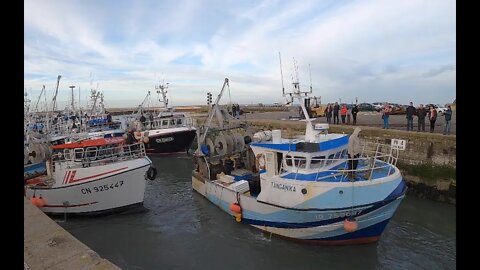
{"left": 247, "top": 119, "right": 456, "bottom": 204}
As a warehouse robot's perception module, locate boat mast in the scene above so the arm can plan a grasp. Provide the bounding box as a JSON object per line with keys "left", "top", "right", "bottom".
{"left": 155, "top": 81, "right": 169, "bottom": 111}
{"left": 34, "top": 85, "right": 45, "bottom": 113}
{"left": 280, "top": 56, "right": 317, "bottom": 142}
{"left": 199, "top": 78, "right": 230, "bottom": 143}
{"left": 51, "top": 75, "right": 62, "bottom": 112}
{"left": 69, "top": 85, "right": 76, "bottom": 114}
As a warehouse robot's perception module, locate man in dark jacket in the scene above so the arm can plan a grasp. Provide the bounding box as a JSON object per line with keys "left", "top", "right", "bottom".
{"left": 406, "top": 102, "right": 416, "bottom": 131}
{"left": 333, "top": 102, "right": 340, "bottom": 124}
{"left": 351, "top": 104, "right": 359, "bottom": 125}
{"left": 416, "top": 104, "right": 427, "bottom": 132}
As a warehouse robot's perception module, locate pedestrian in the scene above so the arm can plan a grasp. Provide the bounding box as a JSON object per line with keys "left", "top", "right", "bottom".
{"left": 140, "top": 113, "right": 146, "bottom": 130}
{"left": 347, "top": 127, "right": 362, "bottom": 179}
{"left": 106, "top": 111, "right": 112, "bottom": 123}
{"left": 351, "top": 104, "right": 359, "bottom": 125}
{"left": 325, "top": 104, "right": 333, "bottom": 124}
{"left": 406, "top": 102, "right": 415, "bottom": 131}
{"left": 443, "top": 105, "right": 452, "bottom": 135}
{"left": 340, "top": 104, "right": 348, "bottom": 124}
{"left": 382, "top": 103, "right": 391, "bottom": 129}
{"left": 416, "top": 104, "right": 427, "bottom": 132}
{"left": 333, "top": 102, "right": 340, "bottom": 124}
{"left": 149, "top": 113, "right": 154, "bottom": 127}
{"left": 428, "top": 105, "right": 437, "bottom": 133}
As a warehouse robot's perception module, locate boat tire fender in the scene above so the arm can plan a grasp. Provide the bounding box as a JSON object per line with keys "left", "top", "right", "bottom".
{"left": 146, "top": 167, "right": 157, "bottom": 180}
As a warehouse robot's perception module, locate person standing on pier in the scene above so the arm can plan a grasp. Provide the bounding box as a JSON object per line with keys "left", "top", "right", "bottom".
{"left": 333, "top": 102, "right": 340, "bottom": 124}
{"left": 428, "top": 105, "right": 437, "bottom": 133}
{"left": 140, "top": 113, "right": 146, "bottom": 130}
{"left": 443, "top": 105, "right": 452, "bottom": 135}
{"left": 406, "top": 102, "right": 415, "bottom": 131}
{"left": 325, "top": 104, "right": 333, "bottom": 124}
{"left": 351, "top": 104, "right": 359, "bottom": 125}
{"left": 382, "top": 103, "right": 391, "bottom": 129}
{"left": 340, "top": 104, "right": 348, "bottom": 124}
{"left": 416, "top": 104, "right": 427, "bottom": 132}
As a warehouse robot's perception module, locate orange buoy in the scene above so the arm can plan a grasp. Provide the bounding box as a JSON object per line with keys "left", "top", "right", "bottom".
{"left": 37, "top": 196, "right": 46, "bottom": 207}
{"left": 229, "top": 203, "right": 241, "bottom": 213}
{"left": 343, "top": 217, "right": 358, "bottom": 232}
{"left": 143, "top": 137, "right": 150, "bottom": 144}
{"left": 235, "top": 213, "right": 242, "bottom": 222}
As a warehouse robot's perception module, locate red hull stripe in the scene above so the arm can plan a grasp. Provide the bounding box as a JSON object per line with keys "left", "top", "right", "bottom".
{"left": 62, "top": 171, "right": 70, "bottom": 184}
{"left": 69, "top": 167, "right": 129, "bottom": 183}
{"left": 44, "top": 201, "right": 99, "bottom": 208}
{"left": 68, "top": 170, "right": 77, "bottom": 183}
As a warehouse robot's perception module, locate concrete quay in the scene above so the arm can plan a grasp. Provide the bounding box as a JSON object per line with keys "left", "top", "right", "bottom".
{"left": 24, "top": 198, "right": 120, "bottom": 270}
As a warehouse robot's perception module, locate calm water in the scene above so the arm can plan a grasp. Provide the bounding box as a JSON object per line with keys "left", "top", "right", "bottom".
{"left": 59, "top": 155, "right": 456, "bottom": 270}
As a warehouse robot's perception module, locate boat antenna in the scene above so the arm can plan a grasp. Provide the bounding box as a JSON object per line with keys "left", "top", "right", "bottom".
{"left": 279, "top": 52, "right": 285, "bottom": 95}
{"left": 309, "top": 64, "right": 313, "bottom": 94}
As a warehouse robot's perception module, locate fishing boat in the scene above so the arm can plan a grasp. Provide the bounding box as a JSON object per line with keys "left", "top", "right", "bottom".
{"left": 24, "top": 137, "right": 157, "bottom": 215}
{"left": 130, "top": 82, "right": 196, "bottom": 154}
{"left": 191, "top": 74, "right": 407, "bottom": 244}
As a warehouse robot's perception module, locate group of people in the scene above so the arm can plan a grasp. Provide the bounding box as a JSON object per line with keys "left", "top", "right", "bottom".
{"left": 230, "top": 104, "right": 241, "bottom": 119}
{"left": 323, "top": 102, "right": 360, "bottom": 126}
{"left": 399, "top": 102, "right": 453, "bottom": 134}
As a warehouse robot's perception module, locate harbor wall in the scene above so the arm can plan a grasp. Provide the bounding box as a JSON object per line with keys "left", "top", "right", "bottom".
{"left": 24, "top": 197, "right": 120, "bottom": 270}
{"left": 247, "top": 119, "right": 456, "bottom": 204}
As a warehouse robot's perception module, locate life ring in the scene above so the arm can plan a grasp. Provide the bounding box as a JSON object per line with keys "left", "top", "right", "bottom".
{"left": 255, "top": 153, "right": 266, "bottom": 171}
{"left": 146, "top": 167, "right": 157, "bottom": 180}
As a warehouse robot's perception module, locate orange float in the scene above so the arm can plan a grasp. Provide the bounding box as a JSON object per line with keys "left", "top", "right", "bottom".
{"left": 343, "top": 217, "right": 358, "bottom": 232}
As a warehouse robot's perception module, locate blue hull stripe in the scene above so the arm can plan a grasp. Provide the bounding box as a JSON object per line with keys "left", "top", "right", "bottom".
{"left": 319, "top": 135, "right": 348, "bottom": 151}
{"left": 243, "top": 197, "right": 400, "bottom": 229}
{"left": 251, "top": 135, "right": 348, "bottom": 152}
{"left": 317, "top": 218, "right": 391, "bottom": 240}
{"left": 251, "top": 143, "right": 297, "bottom": 151}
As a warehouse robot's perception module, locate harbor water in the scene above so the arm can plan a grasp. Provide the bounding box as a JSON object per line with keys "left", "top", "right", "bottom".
{"left": 59, "top": 155, "right": 456, "bottom": 270}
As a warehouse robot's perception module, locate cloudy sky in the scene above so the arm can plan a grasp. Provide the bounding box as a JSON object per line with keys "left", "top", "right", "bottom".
{"left": 24, "top": 0, "right": 455, "bottom": 109}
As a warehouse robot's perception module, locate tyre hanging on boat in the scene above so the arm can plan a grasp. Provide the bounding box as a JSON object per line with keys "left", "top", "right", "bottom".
{"left": 146, "top": 166, "right": 157, "bottom": 180}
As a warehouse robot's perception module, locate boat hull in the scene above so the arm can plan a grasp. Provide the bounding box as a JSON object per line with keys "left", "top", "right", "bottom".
{"left": 145, "top": 128, "right": 196, "bottom": 154}
{"left": 26, "top": 158, "right": 152, "bottom": 215}
{"left": 192, "top": 174, "right": 406, "bottom": 244}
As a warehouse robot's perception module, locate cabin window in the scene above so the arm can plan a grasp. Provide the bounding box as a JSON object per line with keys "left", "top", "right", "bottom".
{"left": 177, "top": 119, "right": 183, "bottom": 125}
{"left": 73, "top": 148, "right": 84, "bottom": 162}
{"left": 334, "top": 151, "right": 341, "bottom": 159}
{"left": 63, "top": 149, "right": 72, "bottom": 161}
{"left": 162, "top": 120, "right": 169, "bottom": 126}
{"left": 311, "top": 156, "right": 325, "bottom": 168}
{"left": 293, "top": 156, "right": 306, "bottom": 168}
{"left": 85, "top": 147, "right": 97, "bottom": 161}
{"left": 285, "top": 155, "right": 293, "bottom": 166}
{"left": 104, "top": 145, "right": 113, "bottom": 158}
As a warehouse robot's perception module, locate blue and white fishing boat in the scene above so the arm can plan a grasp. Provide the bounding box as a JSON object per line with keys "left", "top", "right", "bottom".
{"left": 192, "top": 75, "right": 407, "bottom": 245}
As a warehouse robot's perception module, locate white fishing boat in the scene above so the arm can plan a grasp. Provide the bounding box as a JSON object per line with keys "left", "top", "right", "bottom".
{"left": 25, "top": 137, "right": 157, "bottom": 215}
{"left": 192, "top": 74, "right": 407, "bottom": 244}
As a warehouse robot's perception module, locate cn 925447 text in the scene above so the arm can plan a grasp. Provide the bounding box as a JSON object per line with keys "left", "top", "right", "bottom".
{"left": 81, "top": 181, "right": 124, "bottom": 194}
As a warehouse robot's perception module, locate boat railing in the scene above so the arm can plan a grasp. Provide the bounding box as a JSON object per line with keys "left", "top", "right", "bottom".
{"left": 52, "top": 142, "right": 147, "bottom": 169}
{"left": 280, "top": 141, "right": 399, "bottom": 181}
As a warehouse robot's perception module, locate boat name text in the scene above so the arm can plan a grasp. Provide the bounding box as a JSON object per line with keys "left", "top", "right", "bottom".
{"left": 155, "top": 137, "right": 174, "bottom": 143}
{"left": 271, "top": 182, "right": 296, "bottom": 192}
{"left": 81, "top": 181, "right": 124, "bottom": 194}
